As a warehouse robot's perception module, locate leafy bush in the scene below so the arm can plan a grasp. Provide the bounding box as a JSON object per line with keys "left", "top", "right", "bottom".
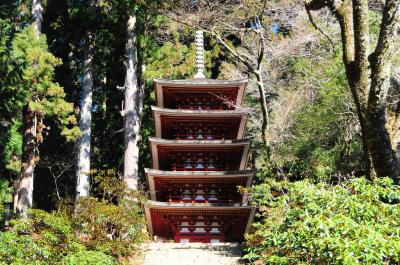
{"left": 1, "top": 170, "right": 148, "bottom": 264}
{"left": 7, "top": 209, "right": 86, "bottom": 263}
{"left": 64, "top": 250, "right": 117, "bottom": 265}
{"left": 0, "top": 230, "right": 117, "bottom": 264}
{"left": 245, "top": 177, "right": 400, "bottom": 264}
{"left": 0, "top": 231, "right": 52, "bottom": 264}
{"left": 75, "top": 169, "right": 149, "bottom": 257}
{"left": 75, "top": 197, "right": 148, "bottom": 257}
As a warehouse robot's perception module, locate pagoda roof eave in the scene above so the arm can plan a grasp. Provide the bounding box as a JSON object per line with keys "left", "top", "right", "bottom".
{"left": 145, "top": 169, "right": 255, "bottom": 203}
{"left": 151, "top": 106, "right": 249, "bottom": 139}
{"left": 153, "top": 78, "right": 248, "bottom": 108}
{"left": 144, "top": 168, "right": 256, "bottom": 176}
{"left": 153, "top": 78, "right": 248, "bottom": 87}
{"left": 145, "top": 200, "right": 256, "bottom": 208}
{"left": 151, "top": 106, "right": 249, "bottom": 115}
{"left": 144, "top": 201, "right": 257, "bottom": 238}
{"left": 149, "top": 137, "right": 252, "bottom": 171}
{"left": 148, "top": 137, "right": 252, "bottom": 145}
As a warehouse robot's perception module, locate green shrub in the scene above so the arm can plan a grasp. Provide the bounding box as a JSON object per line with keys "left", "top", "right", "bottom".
{"left": 5, "top": 198, "right": 147, "bottom": 262}
{"left": 1, "top": 170, "right": 148, "bottom": 263}
{"left": 8, "top": 209, "right": 83, "bottom": 262}
{"left": 74, "top": 196, "right": 148, "bottom": 257}
{"left": 0, "top": 231, "right": 52, "bottom": 264}
{"left": 64, "top": 250, "right": 116, "bottom": 265}
{"left": 246, "top": 177, "right": 400, "bottom": 265}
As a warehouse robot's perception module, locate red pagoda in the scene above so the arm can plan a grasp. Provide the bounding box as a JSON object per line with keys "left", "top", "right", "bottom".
{"left": 144, "top": 31, "right": 256, "bottom": 243}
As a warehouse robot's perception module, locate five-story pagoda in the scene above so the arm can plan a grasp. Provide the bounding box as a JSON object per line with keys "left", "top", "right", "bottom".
{"left": 144, "top": 31, "right": 256, "bottom": 243}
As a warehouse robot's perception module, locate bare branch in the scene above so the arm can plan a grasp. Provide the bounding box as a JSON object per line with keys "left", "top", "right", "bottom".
{"left": 39, "top": 155, "right": 74, "bottom": 200}
{"left": 305, "top": 5, "right": 336, "bottom": 51}
{"left": 210, "top": 29, "right": 257, "bottom": 72}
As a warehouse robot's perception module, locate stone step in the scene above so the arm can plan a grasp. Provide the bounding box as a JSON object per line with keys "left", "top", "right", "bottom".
{"left": 141, "top": 243, "right": 244, "bottom": 265}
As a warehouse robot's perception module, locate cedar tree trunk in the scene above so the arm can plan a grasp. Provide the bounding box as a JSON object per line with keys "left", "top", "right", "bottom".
{"left": 75, "top": 32, "right": 94, "bottom": 199}
{"left": 123, "top": 11, "right": 143, "bottom": 190}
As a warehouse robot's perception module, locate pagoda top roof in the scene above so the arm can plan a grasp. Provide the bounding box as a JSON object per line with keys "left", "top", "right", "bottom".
{"left": 153, "top": 78, "right": 248, "bottom": 109}
{"left": 153, "top": 78, "right": 248, "bottom": 87}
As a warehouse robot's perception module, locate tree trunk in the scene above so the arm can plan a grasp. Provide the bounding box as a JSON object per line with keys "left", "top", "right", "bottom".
{"left": 366, "top": 56, "right": 399, "bottom": 178}
{"left": 365, "top": 0, "right": 400, "bottom": 179}
{"left": 357, "top": 111, "right": 372, "bottom": 178}
{"left": 75, "top": 32, "right": 94, "bottom": 200}
{"left": 14, "top": 107, "right": 36, "bottom": 213}
{"left": 123, "top": 11, "right": 143, "bottom": 190}
{"left": 31, "top": 0, "right": 43, "bottom": 36}
{"left": 365, "top": 107, "right": 399, "bottom": 178}
{"left": 345, "top": 62, "right": 372, "bottom": 177}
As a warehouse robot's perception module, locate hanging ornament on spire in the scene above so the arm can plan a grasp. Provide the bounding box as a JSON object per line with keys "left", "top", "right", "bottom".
{"left": 194, "top": 30, "right": 205, "bottom": 79}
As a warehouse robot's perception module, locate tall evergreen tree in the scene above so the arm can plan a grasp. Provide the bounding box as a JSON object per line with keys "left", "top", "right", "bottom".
{"left": 75, "top": 30, "right": 94, "bottom": 199}
{"left": 74, "top": 0, "right": 102, "bottom": 199}
{"left": 122, "top": 5, "right": 142, "bottom": 191}
{"left": 13, "top": 0, "right": 43, "bottom": 213}
{"left": 12, "top": 26, "right": 78, "bottom": 212}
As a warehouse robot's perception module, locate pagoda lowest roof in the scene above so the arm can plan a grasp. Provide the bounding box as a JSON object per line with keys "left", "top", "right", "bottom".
{"left": 145, "top": 200, "right": 256, "bottom": 208}
{"left": 144, "top": 201, "right": 257, "bottom": 240}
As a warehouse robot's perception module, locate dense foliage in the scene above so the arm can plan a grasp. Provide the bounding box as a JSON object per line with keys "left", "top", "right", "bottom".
{"left": 258, "top": 52, "right": 363, "bottom": 182}
{"left": 245, "top": 177, "right": 400, "bottom": 264}
{"left": 0, "top": 170, "right": 147, "bottom": 264}
{"left": 0, "top": 209, "right": 119, "bottom": 264}
{"left": 10, "top": 26, "right": 79, "bottom": 140}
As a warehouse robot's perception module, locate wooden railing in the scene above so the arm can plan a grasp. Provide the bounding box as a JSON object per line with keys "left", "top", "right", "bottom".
{"left": 174, "top": 96, "right": 235, "bottom": 110}
{"left": 166, "top": 193, "right": 238, "bottom": 203}
{"left": 173, "top": 133, "right": 225, "bottom": 140}
{"left": 171, "top": 162, "right": 229, "bottom": 171}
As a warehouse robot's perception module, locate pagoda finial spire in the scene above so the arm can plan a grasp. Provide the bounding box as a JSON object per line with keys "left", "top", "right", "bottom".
{"left": 194, "top": 30, "right": 205, "bottom": 79}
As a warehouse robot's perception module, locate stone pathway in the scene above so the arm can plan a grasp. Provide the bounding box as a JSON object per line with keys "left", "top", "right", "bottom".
{"left": 140, "top": 243, "right": 244, "bottom": 265}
